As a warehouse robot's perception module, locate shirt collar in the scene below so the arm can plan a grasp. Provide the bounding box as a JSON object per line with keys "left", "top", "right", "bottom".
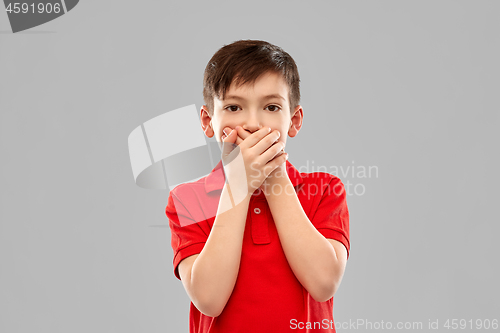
{"left": 204, "top": 159, "right": 303, "bottom": 194}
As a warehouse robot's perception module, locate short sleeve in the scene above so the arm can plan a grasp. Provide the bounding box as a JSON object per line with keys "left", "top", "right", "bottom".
{"left": 310, "top": 176, "right": 350, "bottom": 259}
{"left": 165, "top": 190, "right": 209, "bottom": 280}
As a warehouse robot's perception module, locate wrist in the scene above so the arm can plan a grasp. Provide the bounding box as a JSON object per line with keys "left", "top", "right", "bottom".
{"left": 264, "top": 163, "right": 289, "bottom": 184}
{"left": 220, "top": 183, "right": 252, "bottom": 211}
{"left": 263, "top": 174, "right": 293, "bottom": 198}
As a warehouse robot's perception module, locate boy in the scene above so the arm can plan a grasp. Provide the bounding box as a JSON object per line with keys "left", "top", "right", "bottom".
{"left": 166, "top": 40, "right": 350, "bottom": 332}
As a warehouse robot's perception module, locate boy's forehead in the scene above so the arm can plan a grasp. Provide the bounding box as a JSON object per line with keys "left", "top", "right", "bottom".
{"left": 219, "top": 72, "right": 289, "bottom": 102}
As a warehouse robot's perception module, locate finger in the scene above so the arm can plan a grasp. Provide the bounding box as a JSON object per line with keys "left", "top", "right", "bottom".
{"left": 271, "top": 150, "right": 288, "bottom": 162}
{"left": 263, "top": 151, "right": 289, "bottom": 176}
{"left": 234, "top": 126, "right": 251, "bottom": 141}
{"left": 238, "top": 126, "right": 274, "bottom": 150}
{"left": 221, "top": 129, "right": 239, "bottom": 155}
{"left": 223, "top": 126, "right": 244, "bottom": 145}
{"left": 221, "top": 128, "right": 234, "bottom": 141}
{"left": 253, "top": 129, "right": 281, "bottom": 156}
{"left": 261, "top": 141, "right": 285, "bottom": 164}
{"left": 222, "top": 128, "right": 236, "bottom": 142}
{"left": 233, "top": 126, "right": 246, "bottom": 145}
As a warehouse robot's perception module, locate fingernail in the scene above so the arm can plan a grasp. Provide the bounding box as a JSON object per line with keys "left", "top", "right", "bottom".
{"left": 285, "top": 153, "right": 289, "bottom": 159}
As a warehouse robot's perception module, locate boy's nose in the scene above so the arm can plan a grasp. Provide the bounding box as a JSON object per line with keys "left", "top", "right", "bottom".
{"left": 241, "top": 111, "right": 264, "bottom": 133}
{"left": 242, "top": 122, "right": 262, "bottom": 134}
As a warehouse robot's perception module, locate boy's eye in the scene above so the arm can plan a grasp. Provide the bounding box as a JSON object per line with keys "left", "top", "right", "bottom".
{"left": 225, "top": 105, "right": 281, "bottom": 112}
{"left": 226, "top": 105, "right": 241, "bottom": 112}
{"left": 266, "top": 105, "right": 281, "bottom": 112}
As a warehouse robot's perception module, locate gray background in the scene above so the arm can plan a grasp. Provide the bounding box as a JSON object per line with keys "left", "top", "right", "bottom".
{"left": 1, "top": 1, "right": 499, "bottom": 332}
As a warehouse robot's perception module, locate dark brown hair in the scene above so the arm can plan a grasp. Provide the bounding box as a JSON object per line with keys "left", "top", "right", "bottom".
{"left": 203, "top": 40, "right": 301, "bottom": 116}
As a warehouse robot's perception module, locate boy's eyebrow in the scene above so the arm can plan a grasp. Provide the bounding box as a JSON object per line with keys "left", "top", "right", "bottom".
{"left": 224, "top": 94, "right": 285, "bottom": 102}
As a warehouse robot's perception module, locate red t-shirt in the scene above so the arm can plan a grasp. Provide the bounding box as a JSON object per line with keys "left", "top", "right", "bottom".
{"left": 166, "top": 160, "right": 350, "bottom": 333}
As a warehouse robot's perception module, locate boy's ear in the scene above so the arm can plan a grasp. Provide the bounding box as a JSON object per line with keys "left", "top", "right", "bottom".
{"left": 288, "top": 105, "right": 303, "bottom": 138}
{"left": 200, "top": 105, "right": 214, "bottom": 138}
